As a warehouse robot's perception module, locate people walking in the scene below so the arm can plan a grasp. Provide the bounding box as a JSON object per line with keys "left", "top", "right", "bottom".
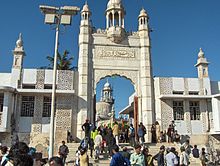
{"left": 138, "top": 124, "right": 145, "bottom": 145}
{"left": 129, "top": 124, "right": 135, "bottom": 147}
{"left": 130, "top": 144, "right": 145, "bottom": 166}
{"left": 192, "top": 145, "right": 200, "bottom": 158}
{"left": 183, "top": 140, "right": 192, "bottom": 155}
{"left": 110, "top": 145, "right": 128, "bottom": 166}
{"left": 79, "top": 148, "right": 89, "bottom": 166}
{"left": 112, "top": 121, "right": 119, "bottom": 145}
{"left": 165, "top": 147, "right": 179, "bottom": 166}
{"left": 142, "top": 147, "right": 154, "bottom": 166}
{"left": 58, "top": 141, "right": 69, "bottom": 165}
{"left": 179, "top": 146, "right": 190, "bottom": 166}
{"left": 153, "top": 145, "right": 165, "bottom": 166}
{"left": 155, "top": 121, "right": 161, "bottom": 143}
{"left": 167, "top": 125, "right": 174, "bottom": 143}
{"left": 82, "top": 119, "right": 91, "bottom": 138}
{"left": 151, "top": 124, "right": 157, "bottom": 143}
{"left": 94, "top": 131, "right": 102, "bottom": 159}
{"left": 106, "top": 129, "right": 116, "bottom": 157}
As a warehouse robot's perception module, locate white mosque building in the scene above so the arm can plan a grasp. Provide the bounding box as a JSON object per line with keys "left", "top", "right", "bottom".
{"left": 0, "top": 0, "right": 220, "bottom": 152}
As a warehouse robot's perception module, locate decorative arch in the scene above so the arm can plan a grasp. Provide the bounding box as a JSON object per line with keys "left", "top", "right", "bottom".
{"left": 94, "top": 69, "right": 138, "bottom": 93}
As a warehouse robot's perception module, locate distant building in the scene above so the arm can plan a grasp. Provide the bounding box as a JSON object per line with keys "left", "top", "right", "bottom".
{"left": 120, "top": 48, "right": 220, "bottom": 145}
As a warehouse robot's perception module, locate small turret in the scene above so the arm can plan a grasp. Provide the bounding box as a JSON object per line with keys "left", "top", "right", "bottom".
{"left": 101, "top": 80, "right": 114, "bottom": 105}
{"left": 80, "top": 1, "right": 91, "bottom": 26}
{"left": 138, "top": 8, "right": 149, "bottom": 31}
{"left": 12, "top": 33, "right": 25, "bottom": 69}
{"left": 195, "top": 48, "right": 209, "bottom": 78}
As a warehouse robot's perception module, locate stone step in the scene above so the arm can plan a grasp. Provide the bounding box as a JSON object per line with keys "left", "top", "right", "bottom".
{"left": 63, "top": 142, "right": 201, "bottom": 165}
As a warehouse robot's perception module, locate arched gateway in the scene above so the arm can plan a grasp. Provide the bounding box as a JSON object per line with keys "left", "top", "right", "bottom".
{"left": 77, "top": 1, "right": 155, "bottom": 141}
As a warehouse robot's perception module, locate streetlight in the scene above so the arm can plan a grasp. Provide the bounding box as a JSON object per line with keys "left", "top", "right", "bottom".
{"left": 39, "top": 5, "right": 80, "bottom": 158}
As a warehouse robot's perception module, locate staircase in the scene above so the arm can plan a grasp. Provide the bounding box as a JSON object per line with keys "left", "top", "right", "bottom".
{"left": 63, "top": 142, "right": 201, "bottom": 165}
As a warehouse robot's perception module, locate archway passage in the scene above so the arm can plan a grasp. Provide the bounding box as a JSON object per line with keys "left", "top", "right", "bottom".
{"left": 95, "top": 76, "right": 135, "bottom": 127}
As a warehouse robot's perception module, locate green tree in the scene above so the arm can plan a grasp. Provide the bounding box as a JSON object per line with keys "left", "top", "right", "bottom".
{"left": 46, "top": 50, "right": 74, "bottom": 70}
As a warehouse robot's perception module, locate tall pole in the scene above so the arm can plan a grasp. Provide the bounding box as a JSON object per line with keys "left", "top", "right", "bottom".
{"left": 49, "top": 20, "right": 60, "bottom": 159}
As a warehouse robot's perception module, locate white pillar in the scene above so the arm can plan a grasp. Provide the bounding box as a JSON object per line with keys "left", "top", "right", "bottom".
{"left": 122, "top": 18, "right": 125, "bottom": 28}
{"left": 119, "top": 11, "right": 121, "bottom": 26}
{"left": 106, "top": 13, "right": 109, "bottom": 29}
{"left": 112, "top": 11, "right": 115, "bottom": 27}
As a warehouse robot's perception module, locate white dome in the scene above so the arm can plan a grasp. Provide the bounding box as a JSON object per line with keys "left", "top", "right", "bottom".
{"left": 139, "top": 8, "right": 148, "bottom": 18}
{"left": 107, "top": 0, "right": 122, "bottom": 8}
{"left": 82, "top": 3, "right": 90, "bottom": 12}
{"left": 16, "top": 33, "right": 23, "bottom": 48}
{"left": 104, "top": 82, "right": 110, "bottom": 88}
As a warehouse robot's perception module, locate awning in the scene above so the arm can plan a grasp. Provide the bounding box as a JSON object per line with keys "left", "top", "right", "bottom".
{"left": 0, "top": 86, "right": 16, "bottom": 93}
{"left": 119, "top": 102, "right": 134, "bottom": 115}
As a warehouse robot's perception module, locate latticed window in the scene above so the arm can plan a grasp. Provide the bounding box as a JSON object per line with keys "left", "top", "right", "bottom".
{"left": 173, "top": 101, "right": 184, "bottom": 120}
{"left": 190, "top": 101, "right": 200, "bottom": 120}
{"left": 0, "top": 94, "right": 3, "bottom": 112}
{"left": 21, "top": 96, "right": 35, "bottom": 117}
{"left": 43, "top": 96, "right": 51, "bottom": 117}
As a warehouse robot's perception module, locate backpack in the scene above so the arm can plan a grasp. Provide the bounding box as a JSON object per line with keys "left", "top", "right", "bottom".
{"left": 129, "top": 127, "right": 135, "bottom": 137}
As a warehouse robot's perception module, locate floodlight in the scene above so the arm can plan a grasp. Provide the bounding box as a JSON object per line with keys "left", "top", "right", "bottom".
{"left": 39, "top": 5, "right": 59, "bottom": 14}
{"left": 61, "top": 6, "right": 80, "bottom": 15}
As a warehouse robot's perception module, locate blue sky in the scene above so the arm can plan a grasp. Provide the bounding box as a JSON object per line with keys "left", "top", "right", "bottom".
{"left": 0, "top": 0, "right": 220, "bottom": 116}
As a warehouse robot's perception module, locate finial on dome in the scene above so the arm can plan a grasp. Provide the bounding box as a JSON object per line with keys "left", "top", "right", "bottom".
{"left": 198, "top": 48, "right": 205, "bottom": 58}
{"left": 139, "top": 8, "right": 148, "bottom": 18}
{"left": 16, "top": 33, "right": 23, "bottom": 48}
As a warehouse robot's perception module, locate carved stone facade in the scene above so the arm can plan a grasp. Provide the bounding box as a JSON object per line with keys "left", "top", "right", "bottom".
{"left": 56, "top": 95, "right": 73, "bottom": 132}
{"left": 161, "top": 100, "right": 173, "bottom": 131}
{"left": 57, "top": 70, "right": 74, "bottom": 90}
{"left": 95, "top": 47, "right": 136, "bottom": 59}
{"left": 159, "top": 78, "right": 172, "bottom": 95}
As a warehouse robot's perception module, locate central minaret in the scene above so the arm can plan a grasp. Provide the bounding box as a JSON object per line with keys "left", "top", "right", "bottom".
{"left": 77, "top": 2, "right": 93, "bottom": 138}
{"left": 106, "top": 0, "right": 126, "bottom": 43}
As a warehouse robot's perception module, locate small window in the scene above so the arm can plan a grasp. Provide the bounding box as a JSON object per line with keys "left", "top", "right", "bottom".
{"left": 44, "top": 84, "right": 52, "bottom": 89}
{"left": 189, "top": 91, "right": 199, "bottom": 95}
{"left": 0, "top": 94, "right": 3, "bottom": 112}
{"left": 203, "top": 68, "right": 206, "bottom": 76}
{"left": 42, "top": 96, "right": 51, "bottom": 117}
{"left": 189, "top": 101, "right": 200, "bottom": 120}
{"left": 173, "top": 101, "right": 184, "bottom": 120}
{"left": 173, "top": 91, "right": 184, "bottom": 95}
{"left": 21, "top": 96, "right": 35, "bottom": 117}
{"left": 22, "top": 84, "right": 35, "bottom": 89}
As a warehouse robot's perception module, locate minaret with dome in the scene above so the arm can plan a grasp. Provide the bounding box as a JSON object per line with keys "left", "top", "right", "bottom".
{"left": 96, "top": 80, "right": 115, "bottom": 124}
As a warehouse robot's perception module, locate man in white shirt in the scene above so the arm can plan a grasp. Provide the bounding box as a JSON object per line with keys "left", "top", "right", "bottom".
{"left": 165, "top": 147, "right": 178, "bottom": 166}
{"left": 94, "top": 131, "right": 103, "bottom": 159}
{"left": 180, "top": 146, "right": 190, "bottom": 166}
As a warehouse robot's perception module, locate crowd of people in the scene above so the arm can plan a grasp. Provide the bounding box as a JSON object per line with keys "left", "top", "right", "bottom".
{"left": 0, "top": 119, "right": 215, "bottom": 166}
